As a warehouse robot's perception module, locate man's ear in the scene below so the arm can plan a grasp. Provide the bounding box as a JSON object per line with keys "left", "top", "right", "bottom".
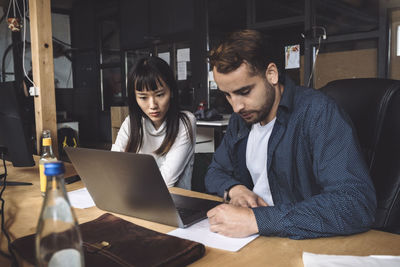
{"left": 265, "top": 63, "right": 279, "bottom": 85}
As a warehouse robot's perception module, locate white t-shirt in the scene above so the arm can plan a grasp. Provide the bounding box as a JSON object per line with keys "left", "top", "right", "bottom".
{"left": 246, "top": 118, "right": 276, "bottom": 206}
{"left": 111, "top": 111, "right": 196, "bottom": 188}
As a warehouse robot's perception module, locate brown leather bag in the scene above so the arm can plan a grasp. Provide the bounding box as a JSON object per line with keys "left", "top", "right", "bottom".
{"left": 11, "top": 213, "right": 205, "bottom": 266}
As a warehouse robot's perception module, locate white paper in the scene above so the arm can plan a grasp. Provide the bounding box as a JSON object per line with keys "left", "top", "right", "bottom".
{"left": 303, "top": 252, "right": 400, "bottom": 267}
{"left": 168, "top": 219, "right": 258, "bottom": 252}
{"left": 208, "top": 70, "right": 214, "bottom": 82}
{"left": 177, "top": 62, "right": 187, "bottom": 80}
{"left": 158, "top": 52, "right": 170, "bottom": 65}
{"left": 285, "top": 44, "right": 300, "bottom": 69}
{"left": 177, "top": 48, "right": 190, "bottom": 62}
{"left": 67, "top": 187, "right": 95, "bottom": 209}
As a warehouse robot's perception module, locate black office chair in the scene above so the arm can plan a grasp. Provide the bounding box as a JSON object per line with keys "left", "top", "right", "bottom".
{"left": 320, "top": 78, "right": 400, "bottom": 234}
{"left": 191, "top": 153, "right": 214, "bottom": 193}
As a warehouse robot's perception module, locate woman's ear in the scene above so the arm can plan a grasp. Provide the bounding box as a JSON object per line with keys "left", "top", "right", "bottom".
{"left": 265, "top": 63, "right": 279, "bottom": 85}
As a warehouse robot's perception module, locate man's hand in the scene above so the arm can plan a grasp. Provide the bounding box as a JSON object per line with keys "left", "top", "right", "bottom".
{"left": 207, "top": 204, "right": 259, "bottom": 237}
{"left": 229, "top": 185, "right": 268, "bottom": 208}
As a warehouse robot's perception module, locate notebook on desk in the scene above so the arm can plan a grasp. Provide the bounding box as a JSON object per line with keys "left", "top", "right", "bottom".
{"left": 64, "top": 147, "right": 221, "bottom": 228}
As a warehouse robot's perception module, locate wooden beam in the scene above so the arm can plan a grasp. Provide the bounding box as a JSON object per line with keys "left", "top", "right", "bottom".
{"left": 28, "top": 0, "right": 58, "bottom": 156}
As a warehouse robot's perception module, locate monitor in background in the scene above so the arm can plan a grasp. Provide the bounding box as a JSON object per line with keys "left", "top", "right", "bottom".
{"left": 0, "top": 81, "right": 35, "bottom": 168}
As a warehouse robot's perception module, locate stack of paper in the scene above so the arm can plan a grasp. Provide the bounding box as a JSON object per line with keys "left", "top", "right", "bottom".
{"left": 303, "top": 252, "right": 400, "bottom": 267}
{"left": 67, "top": 187, "right": 95, "bottom": 209}
{"left": 169, "top": 219, "right": 258, "bottom": 252}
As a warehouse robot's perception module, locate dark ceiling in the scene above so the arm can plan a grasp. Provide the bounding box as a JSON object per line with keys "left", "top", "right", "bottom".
{"left": 0, "top": 0, "right": 77, "bottom": 11}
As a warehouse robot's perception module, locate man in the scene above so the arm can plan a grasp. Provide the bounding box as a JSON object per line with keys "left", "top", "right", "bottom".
{"left": 205, "top": 29, "right": 376, "bottom": 239}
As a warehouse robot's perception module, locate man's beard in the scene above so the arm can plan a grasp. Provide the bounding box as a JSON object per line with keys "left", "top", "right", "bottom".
{"left": 241, "top": 79, "right": 276, "bottom": 125}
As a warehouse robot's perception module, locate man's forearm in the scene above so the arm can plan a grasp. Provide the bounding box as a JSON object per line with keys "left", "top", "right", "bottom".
{"left": 252, "top": 189, "right": 376, "bottom": 239}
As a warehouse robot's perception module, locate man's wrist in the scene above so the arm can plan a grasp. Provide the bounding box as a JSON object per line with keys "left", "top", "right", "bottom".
{"left": 223, "top": 188, "right": 231, "bottom": 203}
{"left": 224, "top": 184, "right": 240, "bottom": 203}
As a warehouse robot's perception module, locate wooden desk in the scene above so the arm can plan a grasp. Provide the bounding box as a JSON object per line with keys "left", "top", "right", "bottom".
{"left": 1, "top": 157, "right": 400, "bottom": 267}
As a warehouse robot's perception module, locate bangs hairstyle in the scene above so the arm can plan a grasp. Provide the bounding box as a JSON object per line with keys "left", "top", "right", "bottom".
{"left": 209, "top": 29, "right": 282, "bottom": 77}
{"left": 126, "top": 56, "right": 193, "bottom": 156}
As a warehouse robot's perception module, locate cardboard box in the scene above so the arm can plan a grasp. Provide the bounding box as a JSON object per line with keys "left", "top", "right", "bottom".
{"left": 111, "top": 106, "right": 129, "bottom": 128}
{"left": 112, "top": 127, "right": 120, "bottom": 144}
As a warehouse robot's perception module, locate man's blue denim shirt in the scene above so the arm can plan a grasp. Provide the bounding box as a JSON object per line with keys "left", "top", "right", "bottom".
{"left": 205, "top": 77, "right": 377, "bottom": 239}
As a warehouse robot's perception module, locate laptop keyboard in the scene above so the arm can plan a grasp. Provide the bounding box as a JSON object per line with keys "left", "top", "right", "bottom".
{"left": 176, "top": 207, "right": 201, "bottom": 219}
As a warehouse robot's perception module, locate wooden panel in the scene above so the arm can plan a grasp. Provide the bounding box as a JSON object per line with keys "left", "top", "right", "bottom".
{"left": 300, "top": 48, "right": 378, "bottom": 88}
{"left": 314, "top": 48, "right": 377, "bottom": 88}
{"left": 29, "top": 0, "right": 58, "bottom": 156}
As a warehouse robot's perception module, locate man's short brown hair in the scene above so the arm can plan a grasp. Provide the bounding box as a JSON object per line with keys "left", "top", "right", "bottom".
{"left": 209, "top": 29, "right": 279, "bottom": 77}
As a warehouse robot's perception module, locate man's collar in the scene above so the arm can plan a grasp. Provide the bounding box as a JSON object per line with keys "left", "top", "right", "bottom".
{"left": 278, "top": 76, "right": 296, "bottom": 113}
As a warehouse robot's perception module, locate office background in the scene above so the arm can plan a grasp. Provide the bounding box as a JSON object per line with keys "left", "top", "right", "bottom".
{"left": 0, "top": 0, "right": 400, "bottom": 149}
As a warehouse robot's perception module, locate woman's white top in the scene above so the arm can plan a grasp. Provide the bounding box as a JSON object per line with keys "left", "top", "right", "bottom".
{"left": 111, "top": 111, "right": 196, "bottom": 189}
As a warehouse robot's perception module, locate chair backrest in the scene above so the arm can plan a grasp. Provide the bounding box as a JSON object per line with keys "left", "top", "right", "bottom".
{"left": 320, "top": 78, "right": 400, "bottom": 234}
{"left": 192, "top": 153, "right": 214, "bottom": 193}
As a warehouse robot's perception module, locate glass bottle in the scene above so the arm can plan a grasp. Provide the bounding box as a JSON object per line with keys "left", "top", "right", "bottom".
{"left": 39, "top": 130, "right": 57, "bottom": 196}
{"left": 36, "top": 161, "right": 85, "bottom": 267}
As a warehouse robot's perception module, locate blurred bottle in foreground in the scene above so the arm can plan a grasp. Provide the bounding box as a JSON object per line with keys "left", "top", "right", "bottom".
{"left": 36, "top": 161, "right": 85, "bottom": 267}
{"left": 39, "top": 130, "right": 57, "bottom": 196}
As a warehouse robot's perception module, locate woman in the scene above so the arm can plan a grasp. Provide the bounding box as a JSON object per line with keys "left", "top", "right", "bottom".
{"left": 112, "top": 56, "right": 196, "bottom": 189}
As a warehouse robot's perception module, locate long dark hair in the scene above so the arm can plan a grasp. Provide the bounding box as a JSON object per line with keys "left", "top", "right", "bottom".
{"left": 125, "top": 56, "right": 193, "bottom": 156}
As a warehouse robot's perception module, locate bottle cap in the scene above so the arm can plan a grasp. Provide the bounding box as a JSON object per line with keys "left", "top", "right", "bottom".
{"left": 44, "top": 161, "right": 65, "bottom": 176}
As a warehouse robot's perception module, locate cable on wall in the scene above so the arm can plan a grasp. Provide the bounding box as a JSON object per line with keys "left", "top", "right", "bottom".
{"left": 22, "top": 0, "right": 37, "bottom": 89}
{"left": 301, "top": 26, "right": 327, "bottom": 87}
{"left": 307, "top": 35, "right": 322, "bottom": 87}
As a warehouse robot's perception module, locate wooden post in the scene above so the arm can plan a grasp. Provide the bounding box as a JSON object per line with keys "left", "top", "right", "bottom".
{"left": 28, "top": 0, "right": 58, "bottom": 156}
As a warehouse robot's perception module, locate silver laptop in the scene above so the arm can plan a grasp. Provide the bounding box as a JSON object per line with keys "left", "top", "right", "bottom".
{"left": 64, "top": 147, "right": 220, "bottom": 228}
